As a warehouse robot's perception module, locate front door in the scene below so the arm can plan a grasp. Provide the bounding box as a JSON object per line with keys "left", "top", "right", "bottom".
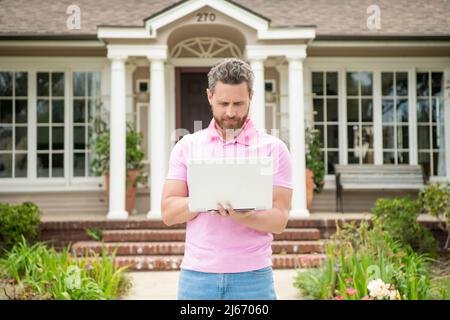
{"left": 176, "top": 68, "right": 211, "bottom": 136}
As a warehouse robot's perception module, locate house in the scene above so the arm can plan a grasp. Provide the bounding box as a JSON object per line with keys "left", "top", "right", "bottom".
{"left": 0, "top": 0, "right": 449, "bottom": 219}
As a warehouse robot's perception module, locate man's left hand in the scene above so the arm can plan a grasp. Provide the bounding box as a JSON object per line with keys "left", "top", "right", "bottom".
{"left": 214, "top": 202, "right": 255, "bottom": 220}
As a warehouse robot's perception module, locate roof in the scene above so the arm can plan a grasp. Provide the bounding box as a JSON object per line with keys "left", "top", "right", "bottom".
{"left": 0, "top": 0, "right": 449, "bottom": 39}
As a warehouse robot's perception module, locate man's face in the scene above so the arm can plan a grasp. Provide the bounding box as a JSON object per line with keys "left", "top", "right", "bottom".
{"left": 206, "top": 81, "right": 252, "bottom": 131}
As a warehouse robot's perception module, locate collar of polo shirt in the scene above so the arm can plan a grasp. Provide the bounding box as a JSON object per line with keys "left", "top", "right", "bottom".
{"left": 206, "top": 117, "right": 256, "bottom": 146}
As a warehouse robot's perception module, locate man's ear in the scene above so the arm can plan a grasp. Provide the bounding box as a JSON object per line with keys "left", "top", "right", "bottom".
{"left": 206, "top": 88, "right": 213, "bottom": 105}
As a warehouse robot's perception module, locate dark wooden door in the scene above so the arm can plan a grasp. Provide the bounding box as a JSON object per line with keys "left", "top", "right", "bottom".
{"left": 176, "top": 68, "right": 211, "bottom": 135}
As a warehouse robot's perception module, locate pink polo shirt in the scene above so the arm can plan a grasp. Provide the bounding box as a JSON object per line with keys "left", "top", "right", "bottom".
{"left": 165, "top": 117, "right": 293, "bottom": 273}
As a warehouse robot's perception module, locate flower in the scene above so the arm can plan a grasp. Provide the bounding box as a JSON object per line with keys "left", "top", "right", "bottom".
{"left": 389, "top": 290, "right": 401, "bottom": 300}
{"left": 367, "top": 279, "right": 401, "bottom": 300}
{"left": 367, "top": 279, "right": 391, "bottom": 300}
{"left": 345, "top": 278, "right": 353, "bottom": 284}
{"left": 84, "top": 264, "right": 94, "bottom": 271}
{"left": 64, "top": 265, "right": 81, "bottom": 290}
{"left": 333, "top": 295, "right": 345, "bottom": 300}
{"left": 361, "top": 295, "right": 374, "bottom": 300}
{"left": 345, "top": 288, "right": 358, "bottom": 296}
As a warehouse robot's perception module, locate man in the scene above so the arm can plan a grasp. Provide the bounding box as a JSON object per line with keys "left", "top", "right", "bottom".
{"left": 161, "top": 58, "right": 293, "bottom": 300}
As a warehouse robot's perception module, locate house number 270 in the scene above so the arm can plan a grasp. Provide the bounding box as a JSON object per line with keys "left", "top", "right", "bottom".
{"left": 196, "top": 12, "right": 216, "bottom": 22}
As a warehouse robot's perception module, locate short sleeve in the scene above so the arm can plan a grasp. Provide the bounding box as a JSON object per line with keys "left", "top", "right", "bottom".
{"left": 166, "top": 137, "right": 188, "bottom": 182}
{"left": 272, "top": 140, "right": 293, "bottom": 189}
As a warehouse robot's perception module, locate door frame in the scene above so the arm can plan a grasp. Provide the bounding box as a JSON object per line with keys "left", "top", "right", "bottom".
{"left": 175, "top": 67, "right": 210, "bottom": 130}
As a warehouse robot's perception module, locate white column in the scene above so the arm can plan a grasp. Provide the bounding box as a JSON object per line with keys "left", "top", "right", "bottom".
{"left": 249, "top": 59, "right": 266, "bottom": 130}
{"left": 276, "top": 65, "right": 289, "bottom": 145}
{"left": 107, "top": 56, "right": 128, "bottom": 219}
{"left": 147, "top": 58, "right": 167, "bottom": 218}
{"left": 288, "top": 57, "right": 309, "bottom": 217}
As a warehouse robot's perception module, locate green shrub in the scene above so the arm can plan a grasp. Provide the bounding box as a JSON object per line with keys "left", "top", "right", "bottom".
{"left": 371, "top": 197, "right": 438, "bottom": 253}
{"left": 0, "top": 202, "right": 41, "bottom": 253}
{"left": 86, "top": 228, "right": 103, "bottom": 241}
{"left": 294, "top": 221, "right": 434, "bottom": 300}
{"left": 419, "top": 182, "right": 450, "bottom": 249}
{"left": 0, "top": 237, "right": 131, "bottom": 300}
{"left": 293, "top": 267, "right": 326, "bottom": 300}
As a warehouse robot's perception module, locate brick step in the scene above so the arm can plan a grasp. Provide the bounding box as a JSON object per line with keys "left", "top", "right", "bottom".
{"left": 102, "top": 228, "right": 321, "bottom": 242}
{"left": 71, "top": 240, "right": 326, "bottom": 256}
{"left": 41, "top": 219, "right": 334, "bottom": 231}
{"left": 98, "top": 254, "right": 326, "bottom": 271}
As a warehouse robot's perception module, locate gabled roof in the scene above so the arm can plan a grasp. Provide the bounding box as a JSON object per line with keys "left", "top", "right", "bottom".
{"left": 142, "top": 0, "right": 271, "bottom": 23}
{"left": 0, "top": 0, "right": 449, "bottom": 39}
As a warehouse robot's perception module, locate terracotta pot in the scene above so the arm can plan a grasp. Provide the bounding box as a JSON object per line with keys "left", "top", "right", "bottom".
{"left": 306, "top": 168, "right": 314, "bottom": 210}
{"left": 105, "top": 169, "right": 140, "bottom": 214}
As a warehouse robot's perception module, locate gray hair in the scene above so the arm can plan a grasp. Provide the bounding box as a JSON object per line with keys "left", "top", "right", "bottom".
{"left": 207, "top": 58, "right": 254, "bottom": 95}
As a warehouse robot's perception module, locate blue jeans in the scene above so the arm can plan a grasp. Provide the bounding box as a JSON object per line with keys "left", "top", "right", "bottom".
{"left": 177, "top": 266, "right": 277, "bottom": 300}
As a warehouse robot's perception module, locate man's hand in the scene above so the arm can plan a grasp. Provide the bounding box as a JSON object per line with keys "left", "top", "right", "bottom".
{"left": 211, "top": 186, "right": 292, "bottom": 234}
{"left": 213, "top": 202, "right": 256, "bottom": 220}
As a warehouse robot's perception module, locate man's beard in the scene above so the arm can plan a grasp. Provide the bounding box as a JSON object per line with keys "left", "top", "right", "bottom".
{"left": 213, "top": 111, "right": 248, "bottom": 133}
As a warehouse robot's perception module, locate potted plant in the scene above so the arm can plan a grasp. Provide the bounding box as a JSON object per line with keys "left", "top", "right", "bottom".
{"left": 90, "top": 110, "right": 146, "bottom": 215}
{"left": 305, "top": 126, "right": 325, "bottom": 210}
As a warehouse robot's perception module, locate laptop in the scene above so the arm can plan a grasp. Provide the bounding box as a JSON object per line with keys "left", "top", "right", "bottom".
{"left": 187, "top": 157, "right": 273, "bottom": 213}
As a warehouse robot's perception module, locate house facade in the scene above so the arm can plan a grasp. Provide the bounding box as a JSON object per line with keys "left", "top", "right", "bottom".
{"left": 0, "top": 0, "right": 449, "bottom": 218}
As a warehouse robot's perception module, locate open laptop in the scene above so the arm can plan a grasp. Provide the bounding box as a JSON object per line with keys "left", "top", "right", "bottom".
{"left": 188, "top": 157, "right": 273, "bottom": 213}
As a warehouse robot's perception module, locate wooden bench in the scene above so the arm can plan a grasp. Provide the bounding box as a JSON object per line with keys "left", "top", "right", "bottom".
{"left": 335, "top": 164, "right": 426, "bottom": 213}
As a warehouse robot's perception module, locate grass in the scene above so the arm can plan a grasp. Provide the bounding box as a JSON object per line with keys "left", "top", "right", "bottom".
{"left": 0, "top": 236, "right": 131, "bottom": 300}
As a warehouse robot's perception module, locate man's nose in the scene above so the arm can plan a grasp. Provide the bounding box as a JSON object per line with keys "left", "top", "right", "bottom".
{"left": 225, "top": 106, "right": 236, "bottom": 118}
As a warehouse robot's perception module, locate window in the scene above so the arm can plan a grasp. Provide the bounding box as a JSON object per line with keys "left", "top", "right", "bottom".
{"left": 0, "top": 72, "right": 28, "bottom": 178}
{"left": 417, "top": 72, "right": 446, "bottom": 177}
{"left": 36, "top": 72, "right": 65, "bottom": 178}
{"left": 312, "top": 72, "right": 339, "bottom": 173}
{"left": 72, "top": 71, "right": 101, "bottom": 177}
{"left": 346, "top": 72, "right": 374, "bottom": 164}
{"left": 381, "top": 72, "right": 410, "bottom": 164}
{"left": 136, "top": 79, "right": 149, "bottom": 93}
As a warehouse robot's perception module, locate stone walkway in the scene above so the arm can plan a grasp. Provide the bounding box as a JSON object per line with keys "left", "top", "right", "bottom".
{"left": 122, "top": 269, "right": 308, "bottom": 300}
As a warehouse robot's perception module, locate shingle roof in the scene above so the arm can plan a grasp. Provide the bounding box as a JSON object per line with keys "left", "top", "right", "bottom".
{"left": 0, "top": 0, "right": 449, "bottom": 38}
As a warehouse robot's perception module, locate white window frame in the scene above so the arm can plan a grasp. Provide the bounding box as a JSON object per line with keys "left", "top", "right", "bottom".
{"left": 0, "top": 57, "right": 109, "bottom": 192}
{"left": 310, "top": 71, "right": 340, "bottom": 174}
{"left": 380, "top": 71, "right": 411, "bottom": 165}
{"left": 35, "top": 71, "right": 66, "bottom": 179}
{"left": 305, "top": 57, "right": 450, "bottom": 187}
{"left": 0, "top": 71, "right": 29, "bottom": 179}
{"left": 415, "top": 70, "right": 447, "bottom": 178}
{"left": 72, "top": 71, "right": 102, "bottom": 179}
{"left": 345, "top": 70, "right": 376, "bottom": 165}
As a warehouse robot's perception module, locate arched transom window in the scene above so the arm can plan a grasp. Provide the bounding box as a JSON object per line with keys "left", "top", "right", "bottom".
{"left": 170, "top": 37, "right": 242, "bottom": 58}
